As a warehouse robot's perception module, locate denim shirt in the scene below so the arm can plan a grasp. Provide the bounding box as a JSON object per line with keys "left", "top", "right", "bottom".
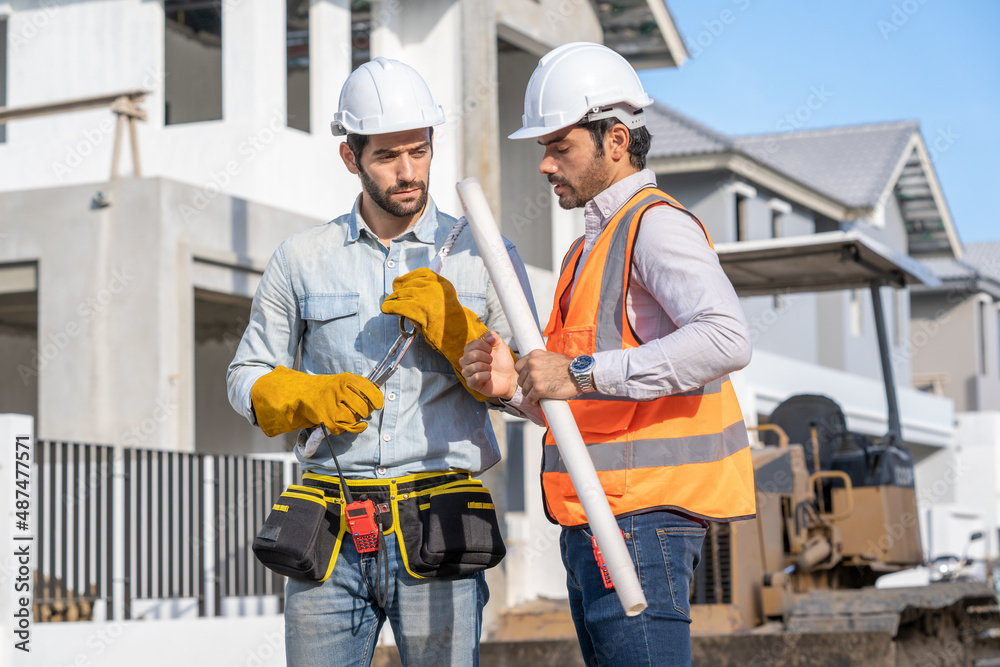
{"left": 227, "top": 196, "right": 535, "bottom": 478}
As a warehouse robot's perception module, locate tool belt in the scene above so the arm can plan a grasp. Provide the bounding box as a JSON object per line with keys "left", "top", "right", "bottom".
{"left": 253, "top": 470, "right": 506, "bottom": 582}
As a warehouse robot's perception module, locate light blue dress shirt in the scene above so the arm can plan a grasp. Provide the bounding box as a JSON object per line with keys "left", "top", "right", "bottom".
{"left": 227, "top": 196, "right": 535, "bottom": 478}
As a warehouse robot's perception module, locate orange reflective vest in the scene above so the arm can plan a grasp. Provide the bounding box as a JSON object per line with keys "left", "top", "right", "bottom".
{"left": 541, "top": 187, "right": 756, "bottom": 527}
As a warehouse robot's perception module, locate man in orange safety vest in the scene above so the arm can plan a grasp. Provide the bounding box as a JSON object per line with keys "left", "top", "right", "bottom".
{"left": 460, "top": 42, "right": 756, "bottom": 667}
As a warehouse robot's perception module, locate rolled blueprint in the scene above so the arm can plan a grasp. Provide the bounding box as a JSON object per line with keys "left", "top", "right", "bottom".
{"left": 456, "top": 178, "right": 647, "bottom": 616}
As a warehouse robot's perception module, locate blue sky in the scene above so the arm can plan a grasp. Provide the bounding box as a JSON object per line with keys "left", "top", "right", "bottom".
{"left": 638, "top": 0, "right": 1000, "bottom": 246}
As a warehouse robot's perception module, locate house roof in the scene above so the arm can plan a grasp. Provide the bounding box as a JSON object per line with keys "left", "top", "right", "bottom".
{"left": 963, "top": 241, "right": 1000, "bottom": 283}
{"left": 644, "top": 103, "right": 961, "bottom": 258}
{"left": 645, "top": 102, "right": 732, "bottom": 156}
{"left": 918, "top": 242, "right": 1000, "bottom": 299}
{"left": 733, "top": 122, "right": 917, "bottom": 210}
{"left": 599, "top": 1, "right": 688, "bottom": 69}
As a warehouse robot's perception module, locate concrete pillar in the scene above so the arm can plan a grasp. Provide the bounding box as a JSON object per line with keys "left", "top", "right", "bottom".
{"left": 310, "top": 0, "right": 352, "bottom": 135}
{"left": 459, "top": 0, "right": 500, "bottom": 212}
{"left": 224, "top": 0, "right": 286, "bottom": 129}
{"left": 370, "top": 0, "right": 463, "bottom": 213}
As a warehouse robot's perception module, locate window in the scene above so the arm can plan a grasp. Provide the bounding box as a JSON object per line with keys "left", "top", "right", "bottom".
{"left": 894, "top": 290, "right": 904, "bottom": 348}
{"left": 770, "top": 208, "right": 782, "bottom": 239}
{"left": 850, "top": 289, "right": 863, "bottom": 337}
{"left": 1, "top": 17, "right": 6, "bottom": 144}
{"left": 286, "top": 0, "right": 310, "bottom": 132}
{"left": 164, "top": 1, "right": 223, "bottom": 125}
{"left": 505, "top": 420, "right": 526, "bottom": 513}
{"left": 735, "top": 194, "right": 748, "bottom": 242}
{"left": 729, "top": 182, "right": 755, "bottom": 242}
{"left": 768, "top": 199, "right": 790, "bottom": 311}
{"left": 980, "top": 300, "right": 988, "bottom": 376}
{"left": 351, "top": 1, "right": 372, "bottom": 72}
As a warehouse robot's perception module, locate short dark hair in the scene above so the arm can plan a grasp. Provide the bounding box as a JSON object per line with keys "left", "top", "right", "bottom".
{"left": 580, "top": 117, "right": 650, "bottom": 170}
{"left": 345, "top": 127, "right": 435, "bottom": 166}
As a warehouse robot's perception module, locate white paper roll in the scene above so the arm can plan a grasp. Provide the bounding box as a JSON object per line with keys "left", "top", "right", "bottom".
{"left": 456, "top": 178, "right": 647, "bottom": 616}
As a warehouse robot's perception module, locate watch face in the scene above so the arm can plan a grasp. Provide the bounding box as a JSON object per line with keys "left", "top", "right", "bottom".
{"left": 571, "top": 355, "right": 595, "bottom": 373}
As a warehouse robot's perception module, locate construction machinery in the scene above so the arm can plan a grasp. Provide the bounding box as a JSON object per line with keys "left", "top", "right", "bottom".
{"left": 688, "top": 231, "right": 1000, "bottom": 666}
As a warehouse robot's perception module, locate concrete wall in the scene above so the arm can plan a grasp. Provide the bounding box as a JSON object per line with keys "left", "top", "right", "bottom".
{"left": 495, "top": 0, "right": 602, "bottom": 55}
{"left": 657, "top": 171, "right": 729, "bottom": 241}
{"left": 0, "top": 177, "right": 320, "bottom": 451}
{"left": 911, "top": 292, "right": 983, "bottom": 412}
{"left": 498, "top": 45, "right": 552, "bottom": 271}
{"left": 913, "top": 412, "right": 1000, "bottom": 562}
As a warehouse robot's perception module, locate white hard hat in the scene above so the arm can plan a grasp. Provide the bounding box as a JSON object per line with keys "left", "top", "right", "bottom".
{"left": 331, "top": 57, "right": 446, "bottom": 136}
{"left": 509, "top": 42, "right": 652, "bottom": 140}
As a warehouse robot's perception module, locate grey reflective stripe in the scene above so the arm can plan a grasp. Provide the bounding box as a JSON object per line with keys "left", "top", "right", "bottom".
{"left": 596, "top": 192, "right": 673, "bottom": 352}
{"left": 543, "top": 420, "right": 748, "bottom": 474}
{"left": 674, "top": 377, "right": 725, "bottom": 397}
{"left": 573, "top": 377, "right": 724, "bottom": 403}
{"left": 560, "top": 237, "right": 586, "bottom": 274}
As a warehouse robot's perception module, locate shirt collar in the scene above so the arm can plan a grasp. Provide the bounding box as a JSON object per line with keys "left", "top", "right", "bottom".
{"left": 346, "top": 195, "right": 440, "bottom": 245}
{"left": 585, "top": 169, "right": 658, "bottom": 227}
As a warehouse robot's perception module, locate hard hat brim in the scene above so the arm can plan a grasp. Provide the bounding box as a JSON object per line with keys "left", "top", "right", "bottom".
{"left": 508, "top": 123, "right": 570, "bottom": 141}
{"left": 332, "top": 115, "right": 444, "bottom": 137}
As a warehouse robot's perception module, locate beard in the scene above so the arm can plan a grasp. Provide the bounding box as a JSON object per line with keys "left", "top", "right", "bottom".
{"left": 549, "top": 158, "right": 610, "bottom": 210}
{"left": 359, "top": 168, "right": 429, "bottom": 218}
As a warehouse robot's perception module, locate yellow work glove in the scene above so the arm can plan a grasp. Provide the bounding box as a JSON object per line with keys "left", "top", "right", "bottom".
{"left": 250, "top": 366, "right": 384, "bottom": 437}
{"left": 381, "top": 268, "right": 503, "bottom": 401}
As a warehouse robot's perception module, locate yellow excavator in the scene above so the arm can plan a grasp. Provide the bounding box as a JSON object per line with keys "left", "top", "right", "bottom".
{"left": 689, "top": 231, "right": 1000, "bottom": 666}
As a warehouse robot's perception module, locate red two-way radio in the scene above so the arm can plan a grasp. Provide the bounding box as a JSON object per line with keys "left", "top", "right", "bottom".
{"left": 346, "top": 499, "right": 380, "bottom": 553}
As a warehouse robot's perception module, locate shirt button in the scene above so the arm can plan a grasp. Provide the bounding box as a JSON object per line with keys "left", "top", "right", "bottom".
{"left": 387, "top": 392, "right": 396, "bottom": 401}
{"left": 608, "top": 386, "right": 617, "bottom": 395}
{"left": 386, "top": 259, "right": 396, "bottom": 268}
{"left": 602, "top": 208, "right": 611, "bottom": 216}
{"left": 377, "top": 466, "right": 387, "bottom": 476}
{"left": 382, "top": 434, "right": 391, "bottom": 442}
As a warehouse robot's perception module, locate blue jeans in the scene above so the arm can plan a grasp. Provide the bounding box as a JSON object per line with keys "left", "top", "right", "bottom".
{"left": 560, "top": 511, "right": 707, "bottom": 667}
{"left": 284, "top": 527, "right": 488, "bottom": 667}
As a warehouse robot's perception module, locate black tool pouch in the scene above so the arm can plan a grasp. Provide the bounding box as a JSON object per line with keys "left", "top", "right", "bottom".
{"left": 252, "top": 484, "right": 344, "bottom": 582}
{"left": 396, "top": 480, "right": 506, "bottom": 579}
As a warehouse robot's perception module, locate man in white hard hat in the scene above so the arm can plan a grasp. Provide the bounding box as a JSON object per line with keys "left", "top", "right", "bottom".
{"left": 461, "top": 42, "right": 756, "bottom": 666}
{"left": 227, "top": 57, "right": 535, "bottom": 666}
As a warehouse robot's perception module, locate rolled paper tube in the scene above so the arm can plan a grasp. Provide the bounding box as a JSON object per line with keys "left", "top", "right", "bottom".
{"left": 456, "top": 177, "right": 647, "bottom": 616}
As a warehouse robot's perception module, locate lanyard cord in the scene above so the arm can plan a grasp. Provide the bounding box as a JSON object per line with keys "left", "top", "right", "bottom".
{"left": 319, "top": 421, "right": 354, "bottom": 504}
{"left": 318, "top": 421, "right": 389, "bottom": 608}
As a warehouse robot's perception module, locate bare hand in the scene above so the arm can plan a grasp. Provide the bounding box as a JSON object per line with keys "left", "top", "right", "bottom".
{"left": 514, "top": 350, "right": 579, "bottom": 404}
{"left": 460, "top": 331, "right": 517, "bottom": 400}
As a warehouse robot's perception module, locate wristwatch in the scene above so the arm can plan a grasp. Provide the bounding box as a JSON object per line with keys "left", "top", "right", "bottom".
{"left": 569, "top": 354, "right": 597, "bottom": 393}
